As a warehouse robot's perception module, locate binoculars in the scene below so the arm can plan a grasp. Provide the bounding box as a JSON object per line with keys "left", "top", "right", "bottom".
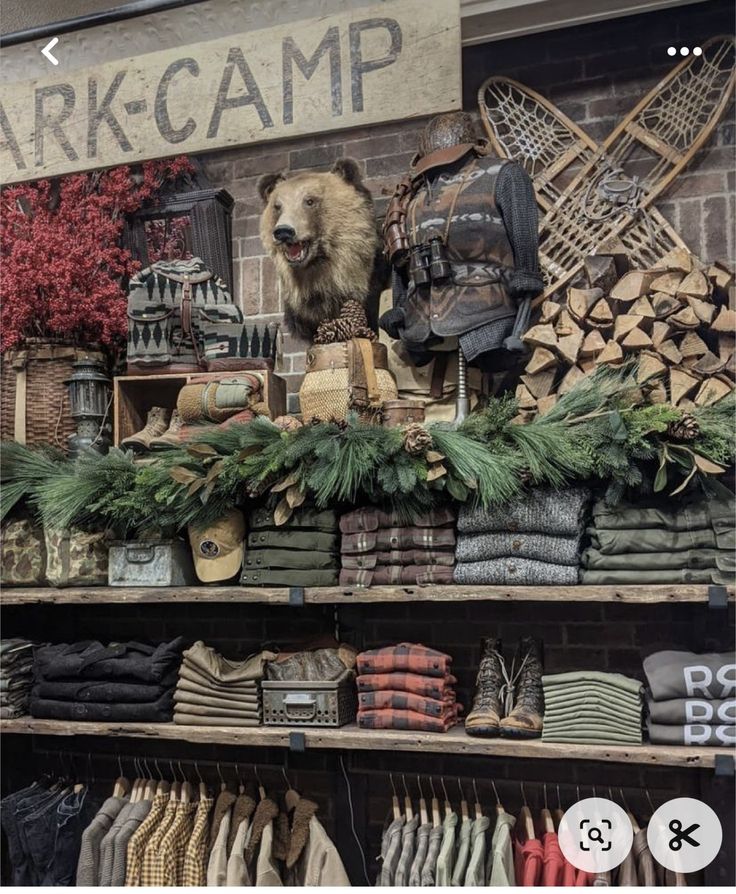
{"left": 409, "top": 236, "right": 451, "bottom": 286}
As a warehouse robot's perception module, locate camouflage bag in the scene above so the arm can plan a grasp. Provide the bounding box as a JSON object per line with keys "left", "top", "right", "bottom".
{"left": 44, "top": 527, "right": 109, "bottom": 588}
{"left": 1, "top": 518, "right": 46, "bottom": 586}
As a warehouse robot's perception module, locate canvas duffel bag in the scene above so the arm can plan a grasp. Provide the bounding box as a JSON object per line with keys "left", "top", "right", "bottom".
{"left": 44, "top": 527, "right": 109, "bottom": 588}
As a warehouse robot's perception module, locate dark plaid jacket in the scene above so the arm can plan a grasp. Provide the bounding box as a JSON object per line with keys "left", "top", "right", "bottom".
{"left": 341, "top": 549, "right": 454, "bottom": 568}
{"left": 358, "top": 689, "right": 458, "bottom": 718}
{"left": 340, "top": 507, "right": 455, "bottom": 535}
{"left": 340, "top": 566, "right": 455, "bottom": 587}
{"left": 341, "top": 528, "right": 456, "bottom": 554}
{"left": 357, "top": 672, "right": 456, "bottom": 700}
{"left": 358, "top": 707, "right": 458, "bottom": 733}
{"left": 357, "top": 643, "right": 453, "bottom": 677}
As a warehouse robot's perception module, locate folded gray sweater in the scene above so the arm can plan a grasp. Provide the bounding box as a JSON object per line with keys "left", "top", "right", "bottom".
{"left": 454, "top": 558, "right": 578, "bottom": 586}
{"left": 457, "top": 487, "right": 590, "bottom": 537}
{"left": 456, "top": 532, "right": 580, "bottom": 566}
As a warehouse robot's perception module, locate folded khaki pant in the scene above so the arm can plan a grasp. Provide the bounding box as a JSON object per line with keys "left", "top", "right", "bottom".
{"left": 174, "top": 712, "right": 261, "bottom": 727}
{"left": 174, "top": 688, "right": 260, "bottom": 711}
{"left": 182, "top": 642, "right": 273, "bottom": 685}
{"left": 173, "top": 701, "right": 261, "bottom": 719}
{"left": 176, "top": 675, "right": 260, "bottom": 699}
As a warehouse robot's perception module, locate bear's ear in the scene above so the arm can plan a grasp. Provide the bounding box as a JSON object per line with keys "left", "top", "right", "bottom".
{"left": 257, "top": 172, "right": 285, "bottom": 204}
{"left": 331, "top": 158, "right": 363, "bottom": 187}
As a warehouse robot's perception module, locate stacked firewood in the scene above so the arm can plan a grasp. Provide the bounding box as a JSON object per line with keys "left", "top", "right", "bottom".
{"left": 517, "top": 247, "right": 735, "bottom": 417}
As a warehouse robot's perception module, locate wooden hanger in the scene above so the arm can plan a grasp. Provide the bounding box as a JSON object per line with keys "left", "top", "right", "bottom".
{"left": 619, "top": 788, "right": 641, "bottom": 833}
{"left": 471, "top": 779, "right": 483, "bottom": 821}
{"left": 402, "top": 775, "right": 414, "bottom": 821}
{"left": 553, "top": 785, "right": 564, "bottom": 830}
{"left": 441, "top": 777, "right": 452, "bottom": 821}
{"left": 491, "top": 779, "right": 505, "bottom": 817}
{"left": 194, "top": 762, "right": 208, "bottom": 801}
{"left": 283, "top": 766, "right": 300, "bottom": 812}
{"left": 142, "top": 759, "right": 156, "bottom": 802}
{"left": 112, "top": 754, "right": 130, "bottom": 799}
{"left": 540, "top": 784, "right": 555, "bottom": 834}
{"left": 390, "top": 774, "right": 402, "bottom": 821}
{"left": 417, "top": 776, "right": 428, "bottom": 826}
{"left": 154, "top": 758, "right": 171, "bottom": 798}
{"left": 458, "top": 779, "right": 469, "bottom": 821}
{"left": 253, "top": 764, "right": 266, "bottom": 801}
{"left": 519, "top": 783, "right": 535, "bottom": 840}
{"left": 429, "top": 778, "right": 441, "bottom": 828}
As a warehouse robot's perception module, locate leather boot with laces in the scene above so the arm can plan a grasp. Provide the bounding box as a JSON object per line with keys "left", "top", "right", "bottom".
{"left": 149, "top": 410, "right": 185, "bottom": 449}
{"left": 499, "top": 636, "right": 544, "bottom": 739}
{"left": 120, "top": 406, "right": 171, "bottom": 452}
{"left": 465, "top": 637, "right": 504, "bottom": 737}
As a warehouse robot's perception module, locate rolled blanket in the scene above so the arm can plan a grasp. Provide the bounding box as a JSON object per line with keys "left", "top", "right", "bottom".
{"left": 454, "top": 558, "right": 578, "bottom": 586}
{"left": 457, "top": 487, "right": 590, "bottom": 536}
{"left": 177, "top": 375, "right": 263, "bottom": 423}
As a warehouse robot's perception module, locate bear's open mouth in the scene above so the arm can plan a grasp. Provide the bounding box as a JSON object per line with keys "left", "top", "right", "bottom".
{"left": 282, "top": 240, "right": 310, "bottom": 265}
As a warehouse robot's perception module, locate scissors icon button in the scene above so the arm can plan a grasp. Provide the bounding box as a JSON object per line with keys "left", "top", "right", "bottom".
{"left": 668, "top": 819, "right": 700, "bottom": 851}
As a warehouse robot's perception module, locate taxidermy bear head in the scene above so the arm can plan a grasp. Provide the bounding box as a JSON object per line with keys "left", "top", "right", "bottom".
{"left": 258, "top": 159, "right": 380, "bottom": 341}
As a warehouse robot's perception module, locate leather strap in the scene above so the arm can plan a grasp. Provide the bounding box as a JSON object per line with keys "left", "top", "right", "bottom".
{"left": 353, "top": 338, "right": 380, "bottom": 405}
{"left": 430, "top": 353, "right": 448, "bottom": 400}
{"left": 159, "top": 269, "right": 213, "bottom": 285}
{"left": 410, "top": 140, "right": 489, "bottom": 181}
{"left": 306, "top": 341, "right": 388, "bottom": 373}
{"left": 13, "top": 369, "right": 27, "bottom": 444}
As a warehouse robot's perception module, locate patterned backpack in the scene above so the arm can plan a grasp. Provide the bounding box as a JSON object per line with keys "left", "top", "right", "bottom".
{"left": 126, "top": 257, "right": 276, "bottom": 374}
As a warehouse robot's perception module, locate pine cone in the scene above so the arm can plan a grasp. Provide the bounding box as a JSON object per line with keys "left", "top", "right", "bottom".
{"left": 667, "top": 412, "right": 700, "bottom": 441}
{"left": 403, "top": 423, "right": 433, "bottom": 456}
{"left": 313, "top": 299, "right": 376, "bottom": 344}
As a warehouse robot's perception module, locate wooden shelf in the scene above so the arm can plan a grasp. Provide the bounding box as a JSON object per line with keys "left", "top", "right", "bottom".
{"left": 2, "top": 583, "right": 732, "bottom": 606}
{"left": 2, "top": 717, "right": 732, "bottom": 769}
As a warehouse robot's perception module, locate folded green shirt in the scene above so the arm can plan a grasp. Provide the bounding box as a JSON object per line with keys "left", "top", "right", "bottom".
{"left": 591, "top": 498, "right": 733, "bottom": 532}
{"left": 580, "top": 568, "right": 727, "bottom": 585}
{"left": 542, "top": 671, "right": 643, "bottom": 696}
{"left": 582, "top": 547, "right": 735, "bottom": 572}
{"left": 242, "top": 548, "right": 338, "bottom": 570}
{"left": 587, "top": 527, "right": 734, "bottom": 554}
{"left": 246, "top": 530, "right": 338, "bottom": 552}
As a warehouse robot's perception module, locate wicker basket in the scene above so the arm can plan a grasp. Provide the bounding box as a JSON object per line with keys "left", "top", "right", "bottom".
{"left": 1, "top": 341, "right": 104, "bottom": 448}
{"left": 299, "top": 339, "right": 397, "bottom": 422}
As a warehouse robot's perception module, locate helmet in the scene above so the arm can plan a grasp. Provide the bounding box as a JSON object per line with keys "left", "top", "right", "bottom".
{"left": 418, "top": 112, "right": 478, "bottom": 157}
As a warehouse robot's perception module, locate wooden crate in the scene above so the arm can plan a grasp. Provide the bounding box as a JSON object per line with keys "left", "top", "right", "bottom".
{"left": 113, "top": 371, "right": 286, "bottom": 445}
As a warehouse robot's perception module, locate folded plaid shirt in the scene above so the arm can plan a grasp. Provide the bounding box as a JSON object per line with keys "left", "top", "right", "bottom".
{"left": 357, "top": 643, "right": 453, "bottom": 677}
{"left": 341, "top": 528, "right": 456, "bottom": 555}
{"left": 357, "top": 672, "right": 456, "bottom": 700}
{"left": 358, "top": 689, "right": 459, "bottom": 717}
{"left": 340, "top": 565, "right": 455, "bottom": 587}
{"left": 358, "top": 707, "right": 458, "bottom": 733}
{"left": 340, "top": 507, "right": 456, "bottom": 534}
{"left": 341, "top": 549, "right": 455, "bottom": 568}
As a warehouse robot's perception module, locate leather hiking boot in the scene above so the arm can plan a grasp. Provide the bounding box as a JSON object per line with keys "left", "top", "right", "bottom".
{"left": 465, "top": 637, "right": 504, "bottom": 737}
{"left": 149, "top": 410, "right": 185, "bottom": 449}
{"left": 499, "top": 637, "right": 544, "bottom": 739}
{"left": 120, "top": 406, "right": 171, "bottom": 452}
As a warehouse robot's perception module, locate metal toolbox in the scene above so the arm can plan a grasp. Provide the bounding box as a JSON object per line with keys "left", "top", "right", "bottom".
{"left": 108, "top": 539, "right": 196, "bottom": 587}
{"left": 262, "top": 674, "right": 356, "bottom": 727}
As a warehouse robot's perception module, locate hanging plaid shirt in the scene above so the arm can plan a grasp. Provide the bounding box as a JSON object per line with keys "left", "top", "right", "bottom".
{"left": 156, "top": 800, "right": 197, "bottom": 886}
{"left": 125, "top": 792, "right": 168, "bottom": 886}
{"left": 357, "top": 643, "right": 453, "bottom": 677}
{"left": 339, "top": 507, "right": 456, "bottom": 534}
{"left": 357, "top": 672, "right": 457, "bottom": 700}
{"left": 358, "top": 707, "right": 458, "bottom": 733}
{"left": 141, "top": 799, "right": 178, "bottom": 886}
{"left": 358, "top": 689, "right": 459, "bottom": 717}
{"left": 341, "top": 527, "right": 456, "bottom": 554}
{"left": 182, "top": 796, "right": 214, "bottom": 886}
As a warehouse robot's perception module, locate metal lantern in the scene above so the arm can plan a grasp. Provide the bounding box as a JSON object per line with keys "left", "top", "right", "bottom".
{"left": 65, "top": 357, "right": 112, "bottom": 457}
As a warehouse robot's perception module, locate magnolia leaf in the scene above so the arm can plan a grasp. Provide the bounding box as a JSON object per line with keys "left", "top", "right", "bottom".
{"left": 199, "top": 481, "right": 216, "bottom": 504}
{"left": 272, "top": 470, "right": 300, "bottom": 493}
{"left": 608, "top": 410, "right": 627, "bottom": 442}
{"left": 187, "top": 443, "right": 219, "bottom": 457}
{"left": 170, "top": 466, "right": 202, "bottom": 485}
{"left": 464, "top": 477, "right": 478, "bottom": 490}
{"left": 693, "top": 453, "right": 727, "bottom": 475}
{"left": 187, "top": 478, "right": 206, "bottom": 496}
{"left": 653, "top": 450, "right": 668, "bottom": 493}
{"left": 286, "top": 484, "right": 306, "bottom": 509}
{"left": 446, "top": 476, "right": 469, "bottom": 502}
{"left": 205, "top": 460, "right": 225, "bottom": 483}
{"left": 425, "top": 450, "right": 446, "bottom": 463}
{"left": 426, "top": 463, "right": 447, "bottom": 482}
{"left": 274, "top": 497, "right": 293, "bottom": 526}
{"left": 236, "top": 445, "right": 262, "bottom": 461}
{"left": 670, "top": 464, "right": 698, "bottom": 496}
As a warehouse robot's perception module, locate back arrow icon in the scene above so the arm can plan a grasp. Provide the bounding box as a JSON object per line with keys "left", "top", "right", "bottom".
{"left": 42, "top": 37, "right": 60, "bottom": 65}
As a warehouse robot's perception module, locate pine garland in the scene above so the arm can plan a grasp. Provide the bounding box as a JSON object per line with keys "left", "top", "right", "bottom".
{"left": 1, "top": 366, "right": 733, "bottom": 535}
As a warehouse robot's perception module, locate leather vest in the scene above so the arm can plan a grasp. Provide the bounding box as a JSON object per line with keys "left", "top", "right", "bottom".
{"left": 400, "top": 147, "right": 516, "bottom": 345}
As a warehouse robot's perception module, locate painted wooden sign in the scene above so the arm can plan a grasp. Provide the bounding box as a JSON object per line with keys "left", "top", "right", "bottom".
{"left": 0, "top": 0, "right": 461, "bottom": 184}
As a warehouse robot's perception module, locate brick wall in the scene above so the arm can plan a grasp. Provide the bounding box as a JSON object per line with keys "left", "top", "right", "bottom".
{"left": 198, "top": 0, "right": 735, "bottom": 407}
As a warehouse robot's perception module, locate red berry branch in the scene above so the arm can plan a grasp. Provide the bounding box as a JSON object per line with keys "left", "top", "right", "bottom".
{"left": 0, "top": 156, "right": 193, "bottom": 353}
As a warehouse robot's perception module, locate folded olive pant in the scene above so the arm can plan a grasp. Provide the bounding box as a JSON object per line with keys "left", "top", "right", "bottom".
{"left": 173, "top": 712, "right": 261, "bottom": 726}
